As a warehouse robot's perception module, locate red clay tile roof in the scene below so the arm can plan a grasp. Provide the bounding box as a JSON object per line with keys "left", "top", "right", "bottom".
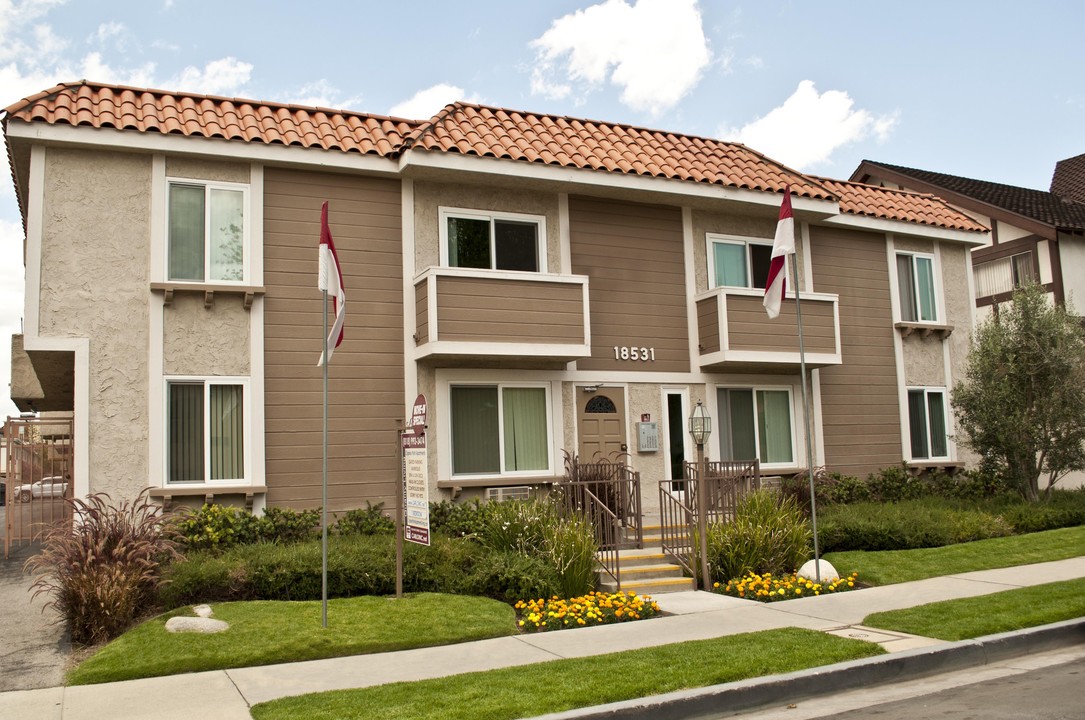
{"left": 3, "top": 81, "right": 422, "bottom": 157}
{"left": 814, "top": 177, "right": 988, "bottom": 233}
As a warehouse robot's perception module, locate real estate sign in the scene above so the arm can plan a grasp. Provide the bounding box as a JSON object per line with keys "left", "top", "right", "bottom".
{"left": 403, "top": 394, "right": 430, "bottom": 546}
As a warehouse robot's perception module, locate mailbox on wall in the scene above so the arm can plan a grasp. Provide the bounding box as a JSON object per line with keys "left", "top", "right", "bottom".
{"left": 637, "top": 422, "right": 659, "bottom": 452}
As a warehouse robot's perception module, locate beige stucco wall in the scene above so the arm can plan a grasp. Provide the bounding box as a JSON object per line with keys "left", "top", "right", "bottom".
{"left": 412, "top": 181, "right": 561, "bottom": 275}
{"left": 38, "top": 147, "right": 152, "bottom": 500}
{"left": 162, "top": 294, "right": 250, "bottom": 376}
{"left": 901, "top": 335, "right": 945, "bottom": 386}
{"left": 165, "top": 157, "right": 250, "bottom": 184}
{"left": 939, "top": 242, "right": 980, "bottom": 465}
{"left": 691, "top": 209, "right": 807, "bottom": 294}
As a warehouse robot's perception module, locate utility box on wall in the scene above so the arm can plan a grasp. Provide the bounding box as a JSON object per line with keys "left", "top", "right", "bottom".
{"left": 637, "top": 422, "right": 659, "bottom": 452}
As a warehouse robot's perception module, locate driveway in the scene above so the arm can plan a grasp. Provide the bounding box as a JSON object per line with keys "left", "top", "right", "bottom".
{"left": 0, "top": 513, "right": 70, "bottom": 692}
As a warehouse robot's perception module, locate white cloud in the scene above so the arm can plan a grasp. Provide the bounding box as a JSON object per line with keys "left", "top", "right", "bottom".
{"left": 169, "top": 56, "right": 252, "bottom": 96}
{"left": 530, "top": 0, "right": 710, "bottom": 115}
{"left": 388, "top": 83, "right": 465, "bottom": 119}
{"left": 79, "top": 51, "right": 155, "bottom": 87}
{"left": 287, "top": 79, "right": 363, "bottom": 111}
{"left": 721, "top": 80, "right": 898, "bottom": 170}
{"left": 89, "top": 20, "right": 123, "bottom": 44}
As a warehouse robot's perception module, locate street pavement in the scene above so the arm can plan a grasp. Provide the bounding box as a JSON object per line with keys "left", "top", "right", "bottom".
{"left": 0, "top": 556, "right": 1083, "bottom": 720}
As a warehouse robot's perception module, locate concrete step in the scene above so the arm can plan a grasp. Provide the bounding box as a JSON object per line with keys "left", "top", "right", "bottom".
{"left": 599, "top": 575, "right": 696, "bottom": 595}
{"left": 612, "top": 548, "right": 669, "bottom": 568}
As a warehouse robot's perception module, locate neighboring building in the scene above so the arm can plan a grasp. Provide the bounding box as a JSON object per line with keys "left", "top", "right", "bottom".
{"left": 851, "top": 158, "right": 1085, "bottom": 323}
{"left": 3, "top": 81, "right": 987, "bottom": 515}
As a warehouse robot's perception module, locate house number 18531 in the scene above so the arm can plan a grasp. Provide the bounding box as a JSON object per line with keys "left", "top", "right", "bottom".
{"left": 613, "top": 346, "right": 655, "bottom": 361}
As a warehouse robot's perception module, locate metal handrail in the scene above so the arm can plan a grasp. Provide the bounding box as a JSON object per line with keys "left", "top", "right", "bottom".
{"left": 558, "top": 481, "right": 622, "bottom": 590}
{"left": 658, "top": 483, "right": 696, "bottom": 576}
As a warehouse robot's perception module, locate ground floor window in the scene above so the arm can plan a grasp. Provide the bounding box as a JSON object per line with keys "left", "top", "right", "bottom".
{"left": 717, "top": 387, "right": 794, "bottom": 465}
{"left": 167, "top": 379, "right": 245, "bottom": 483}
{"left": 450, "top": 384, "right": 549, "bottom": 475}
{"left": 907, "top": 387, "right": 948, "bottom": 459}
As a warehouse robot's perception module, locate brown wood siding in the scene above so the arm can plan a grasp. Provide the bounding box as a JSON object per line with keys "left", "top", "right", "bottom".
{"left": 569, "top": 197, "right": 689, "bottom": 372}
{"left": 697, "top": 297, "right": 720, "bottom": 354}
{"left": 434, "top": 276, "right": 585, "bottom": 343}
{"left": 415, "top": 279, "right": 428, "bottom": 345}
{"left": 263, "top": 168, "right": 403, "bottom": 510}
{"left": 726, "top": 295, "right": 836, "bottom": 353}
{"left": 809, "top": 225, "right": 902, "bottom": 476}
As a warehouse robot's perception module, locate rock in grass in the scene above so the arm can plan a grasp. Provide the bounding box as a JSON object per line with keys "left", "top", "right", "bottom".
{"left": 798, "top": 559, "right": 839, "bottom": 583}
{"left": 165, "top": 616, "right": 229, "bottom": 634}
{"left": 192, "top": 604, "right": 213, "bottom": 618}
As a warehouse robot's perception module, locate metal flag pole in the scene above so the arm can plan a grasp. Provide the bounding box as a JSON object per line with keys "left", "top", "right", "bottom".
{"left": 789, "top": 253, "right": 821, "bottom": 585}
{"left": 321, "top": 288, "right": 329, "bottom": 628}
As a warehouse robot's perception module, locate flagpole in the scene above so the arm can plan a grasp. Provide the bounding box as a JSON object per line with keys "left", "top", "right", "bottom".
{"left": 788, "top": 253, "right": 821, "bottom": 585}
{"left": 321, "top": 287, "right": 329, "bottom": 629}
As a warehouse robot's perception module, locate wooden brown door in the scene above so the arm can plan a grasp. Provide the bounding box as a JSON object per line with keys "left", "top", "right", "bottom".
{"left": 576, "top": 387, "right": 627, "bottom": 460}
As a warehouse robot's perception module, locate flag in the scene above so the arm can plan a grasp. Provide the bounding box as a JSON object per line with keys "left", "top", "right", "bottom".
{"left": 763, "top": 185, "right": 795, "bottom": 319}
{"left": 317, "top": 201, "right": 345, "bottom": 366}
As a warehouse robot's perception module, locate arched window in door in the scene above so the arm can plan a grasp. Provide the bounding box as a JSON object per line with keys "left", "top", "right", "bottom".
{"left": 584, "top": 395, "right": 617, "bottom": 414}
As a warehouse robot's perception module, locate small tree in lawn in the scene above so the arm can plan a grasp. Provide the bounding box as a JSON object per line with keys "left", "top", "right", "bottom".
{"left": 952, "top": 283, "right": 1085, "bottom": 501}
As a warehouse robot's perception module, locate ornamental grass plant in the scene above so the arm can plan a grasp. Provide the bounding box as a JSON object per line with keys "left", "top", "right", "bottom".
{"left": 705, "top": 490, "right": 811, "bottom": 582}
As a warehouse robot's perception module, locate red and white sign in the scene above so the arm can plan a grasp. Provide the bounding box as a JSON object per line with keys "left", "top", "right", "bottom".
{"left": 403, "top": 394, "right": 430, "bottom": 545}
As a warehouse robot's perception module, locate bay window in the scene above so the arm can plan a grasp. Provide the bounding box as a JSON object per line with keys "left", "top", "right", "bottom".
{"left": 717, "top": 387, "right": 794, "bottom": 465}
{"left": 450, "top": 384, "right": 550, "bottom": 475}
{"left": 168, "top": 180, "right": 247, "bottom": 283}
{"left": 167, "top": 379, "right": 247, "bottom": 483}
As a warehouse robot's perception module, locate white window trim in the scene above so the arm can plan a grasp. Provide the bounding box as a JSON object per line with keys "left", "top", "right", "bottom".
{"left": 163, "top": 376, "right": 252, "bottom": 486}
{"left": 907, "top": 386, "right": 950, "bottom": 461}
{"left": 706, "top": 232, "right": 777, "bottom": 290}
{"left": 717, "top": 384, "right": 798, "bottom": 470}
{"left": 163, "top": 176, "right": 252, "bottom": 285}
{"left": 438, "top": 206, "right": 548, "bottom": 273}
{"left": 895, "top": 251, "right": 940, "bottom": 324}
{"left": 445, "top": 380, "right": 555, "bottom": 480}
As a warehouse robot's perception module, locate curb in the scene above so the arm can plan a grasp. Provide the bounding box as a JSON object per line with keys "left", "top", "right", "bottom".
{"left": 528, "top": 618, "right": 1085, "bottom": 720}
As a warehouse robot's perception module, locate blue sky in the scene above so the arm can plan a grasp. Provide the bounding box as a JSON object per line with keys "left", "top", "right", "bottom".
{"left": 1, "top": 0, "right": 1083, "bottom": 417}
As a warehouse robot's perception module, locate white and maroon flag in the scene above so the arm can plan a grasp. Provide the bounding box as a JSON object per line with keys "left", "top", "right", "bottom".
{"left": 763, "top": 186, "right": 795, "bottom": 319}
{"left": 317, "top": 201, "right": 345, "bottom": 366}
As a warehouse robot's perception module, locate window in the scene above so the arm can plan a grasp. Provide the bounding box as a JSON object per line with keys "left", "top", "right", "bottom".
{"left": 442, "top": 209, "right": 544, "bottom": 272}
{"left": 708, "top": 235, "right": 774, "bottom": 289}
{"left": 450, "top": 384, "right": 550, "bottom": 475}
{"left": 907, "top": 388, "right": 948, "bottom": 460}
{"left": 717, "top": 388, "right": 794, "bottom": 465}
{"left": 168, "top": 180, "right": 247, "bottom": 282}
{"left": 167, "top": 380, "right": 246, "bottom": 483}
{"left": 974, "top": 252, "right": 1036, "bottom": 298}
{"left": 896, "top": 253, "right": 938, "bottom": 322}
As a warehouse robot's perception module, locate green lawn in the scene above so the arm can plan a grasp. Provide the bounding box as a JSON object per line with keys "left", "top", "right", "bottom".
{"left": 863, "top": 578, "right": 1085, "bottom": 641}
{"left": 68, "top": 593, "right": 516, "bottom": 685}
{"left": 249, "top": 628, "right": 884, "bottom": 720}
{"left": 824, "top": 525, "right": 1085, "bottom": 586}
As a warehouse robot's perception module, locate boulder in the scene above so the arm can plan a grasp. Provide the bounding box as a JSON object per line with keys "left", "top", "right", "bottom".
{"left": 798, "top": 559, "right": 839, "bottom": 583}
{"left": 165, "top": 616, "right": 229, "bottom": 634}
{"left": 192, "top": 604, "right": 213, "bottom": 618}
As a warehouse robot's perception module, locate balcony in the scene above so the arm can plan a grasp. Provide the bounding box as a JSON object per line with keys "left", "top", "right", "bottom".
{"left": 696, "top": 287, "right": 841, "bottom": 372}
{"left": 414, "top": 267, "right": 591, "bottom": 366}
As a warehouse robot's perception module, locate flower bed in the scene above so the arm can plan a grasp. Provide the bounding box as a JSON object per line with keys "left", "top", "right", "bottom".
{"left": 714, "top": 571, "right": 859, "bottom": 602}
{"left": 515, "top": 591, "right": 661, "bottom": 632}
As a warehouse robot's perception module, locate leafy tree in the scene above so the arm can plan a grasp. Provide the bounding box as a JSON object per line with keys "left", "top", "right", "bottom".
{"left": 952, "top": 284, "right": 1085, "bottom": 500}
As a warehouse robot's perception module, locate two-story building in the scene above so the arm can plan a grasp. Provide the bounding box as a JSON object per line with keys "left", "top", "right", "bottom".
{"left": 4, "top": 81, "right": 987, "bottom": 515}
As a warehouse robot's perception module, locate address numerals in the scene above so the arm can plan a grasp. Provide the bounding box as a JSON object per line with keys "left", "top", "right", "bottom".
{"left": 613, "top": 346, "right": 655, "bottom": 362}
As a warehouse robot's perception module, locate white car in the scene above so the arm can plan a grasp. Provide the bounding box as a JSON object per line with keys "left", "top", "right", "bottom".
{"left": 14, "top": 476, "right": 68, "bottom": 502}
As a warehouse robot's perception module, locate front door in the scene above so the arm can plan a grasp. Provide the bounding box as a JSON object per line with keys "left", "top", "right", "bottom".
{"left": 576, "top": 386, "right": 627, "bottom": 460}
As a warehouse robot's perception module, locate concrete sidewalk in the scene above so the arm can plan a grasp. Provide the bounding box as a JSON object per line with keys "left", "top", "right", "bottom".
{"left": 2, "top": 556, "right": 1084, "bottom": 720}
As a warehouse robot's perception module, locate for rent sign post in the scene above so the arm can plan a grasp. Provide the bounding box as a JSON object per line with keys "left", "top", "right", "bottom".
{"left": 403, "top": 394, "right": 430, "bottom": 546}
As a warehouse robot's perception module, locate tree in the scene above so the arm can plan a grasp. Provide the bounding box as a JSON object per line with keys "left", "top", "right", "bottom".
{"left": 952, "top": 283, "right": 1085, "bottom": 501}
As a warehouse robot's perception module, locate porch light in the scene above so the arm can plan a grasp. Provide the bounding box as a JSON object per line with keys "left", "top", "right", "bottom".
{"left": 688, "top": 401, "right": 712, "bottom": 447}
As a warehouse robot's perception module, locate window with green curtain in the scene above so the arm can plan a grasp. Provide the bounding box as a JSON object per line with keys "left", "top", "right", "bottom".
{"left": 914, "top": 256, "right": 937, "bottom": 321}
{"left": 719, "top": 389, "right": 756, "bottom": 460}
{"left": 168, "top": 382, "right": 204, "bottom": 483}
{"left": 713, "top": 242, "right": 748, "bottom": 287}
{"left": 926, "top": 391, "right": 947, "bottom": 458}
{"left": 757, "top": 390, "right": 793, "bottom": 463}
{"left": 169, "top": 183, "right": 205, "bottom": 281}
{"left": 209, "top": 189, "right": 244, "bottom": 281}
{"left": 447, "top": 217, "right": 491, "bottom": 269}
{"left": 450, "top": 386, "right": 500, "bottom": 474}
{"left": 502, "top": 387, "right": 548, "bottom": 471}
{"left": 210, "top": 384, "right": 244, "bottom": 480}
{"left": 907, "top": 389, "right": 930, "bottom": 458}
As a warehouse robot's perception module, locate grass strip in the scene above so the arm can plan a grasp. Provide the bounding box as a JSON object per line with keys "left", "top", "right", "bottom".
{"left": 68, "top": 593, "right": 515, "bottom": 685}
{"left": 863, "top": 577, "right": 1085, "bottom": 641}
{"left": 250, "top": 628, "right": 884, "bottom": 720}
{"left": 824, "top": 525, "right": 1085, "bottom": 585}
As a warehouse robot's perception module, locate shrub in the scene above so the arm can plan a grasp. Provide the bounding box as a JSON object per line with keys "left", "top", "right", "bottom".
{"left": 169, "top": 503, "right": 260, "bottom": 551}
{"left": 817, "top": 499, "right": 1014, "bottom": 552}
{"left": 26, "top": 490, "right": 178, "bottom": 645}
{"left": 257, "top": 506, "right": 320, "bottom": 544}
{"left": 465, "top": 550, "right": 560, "bottom": 603}
{"left": 780, "top": 468, "right": 869, "bottom": 508}
{"left": 428, "top": 499, "right": 487, "bottom": 538}
{"left": 706, "top": 491, "right": 812, "bottom": 582}
{"left": 866, "top": 465, "right": 929, "bottom": 503}
{"left": 335, "top": 502, "right": 395, "bottom": 536}
{"left": 476, "top": 499, "right": 553, "bottom": 555}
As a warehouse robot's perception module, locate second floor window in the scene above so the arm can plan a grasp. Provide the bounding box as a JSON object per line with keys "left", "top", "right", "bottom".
{"left": 443, "top": 210, "right": 544, "bottom": 272}
{"left": 896, "top": 252, "right": 937, "bottom": 323}
{"left": 974, "top": 252, "right": 1036, "bottom": 298}
{"left": 709, "top": 235, "right": 773, "bottom": 289}
{"left": 168, "top": 181, "right": 246, "bottom": 283}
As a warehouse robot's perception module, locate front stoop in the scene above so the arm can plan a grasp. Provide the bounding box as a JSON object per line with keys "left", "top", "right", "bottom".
{"left": 597, "top": 524, "right": 696, "bottom": 594}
